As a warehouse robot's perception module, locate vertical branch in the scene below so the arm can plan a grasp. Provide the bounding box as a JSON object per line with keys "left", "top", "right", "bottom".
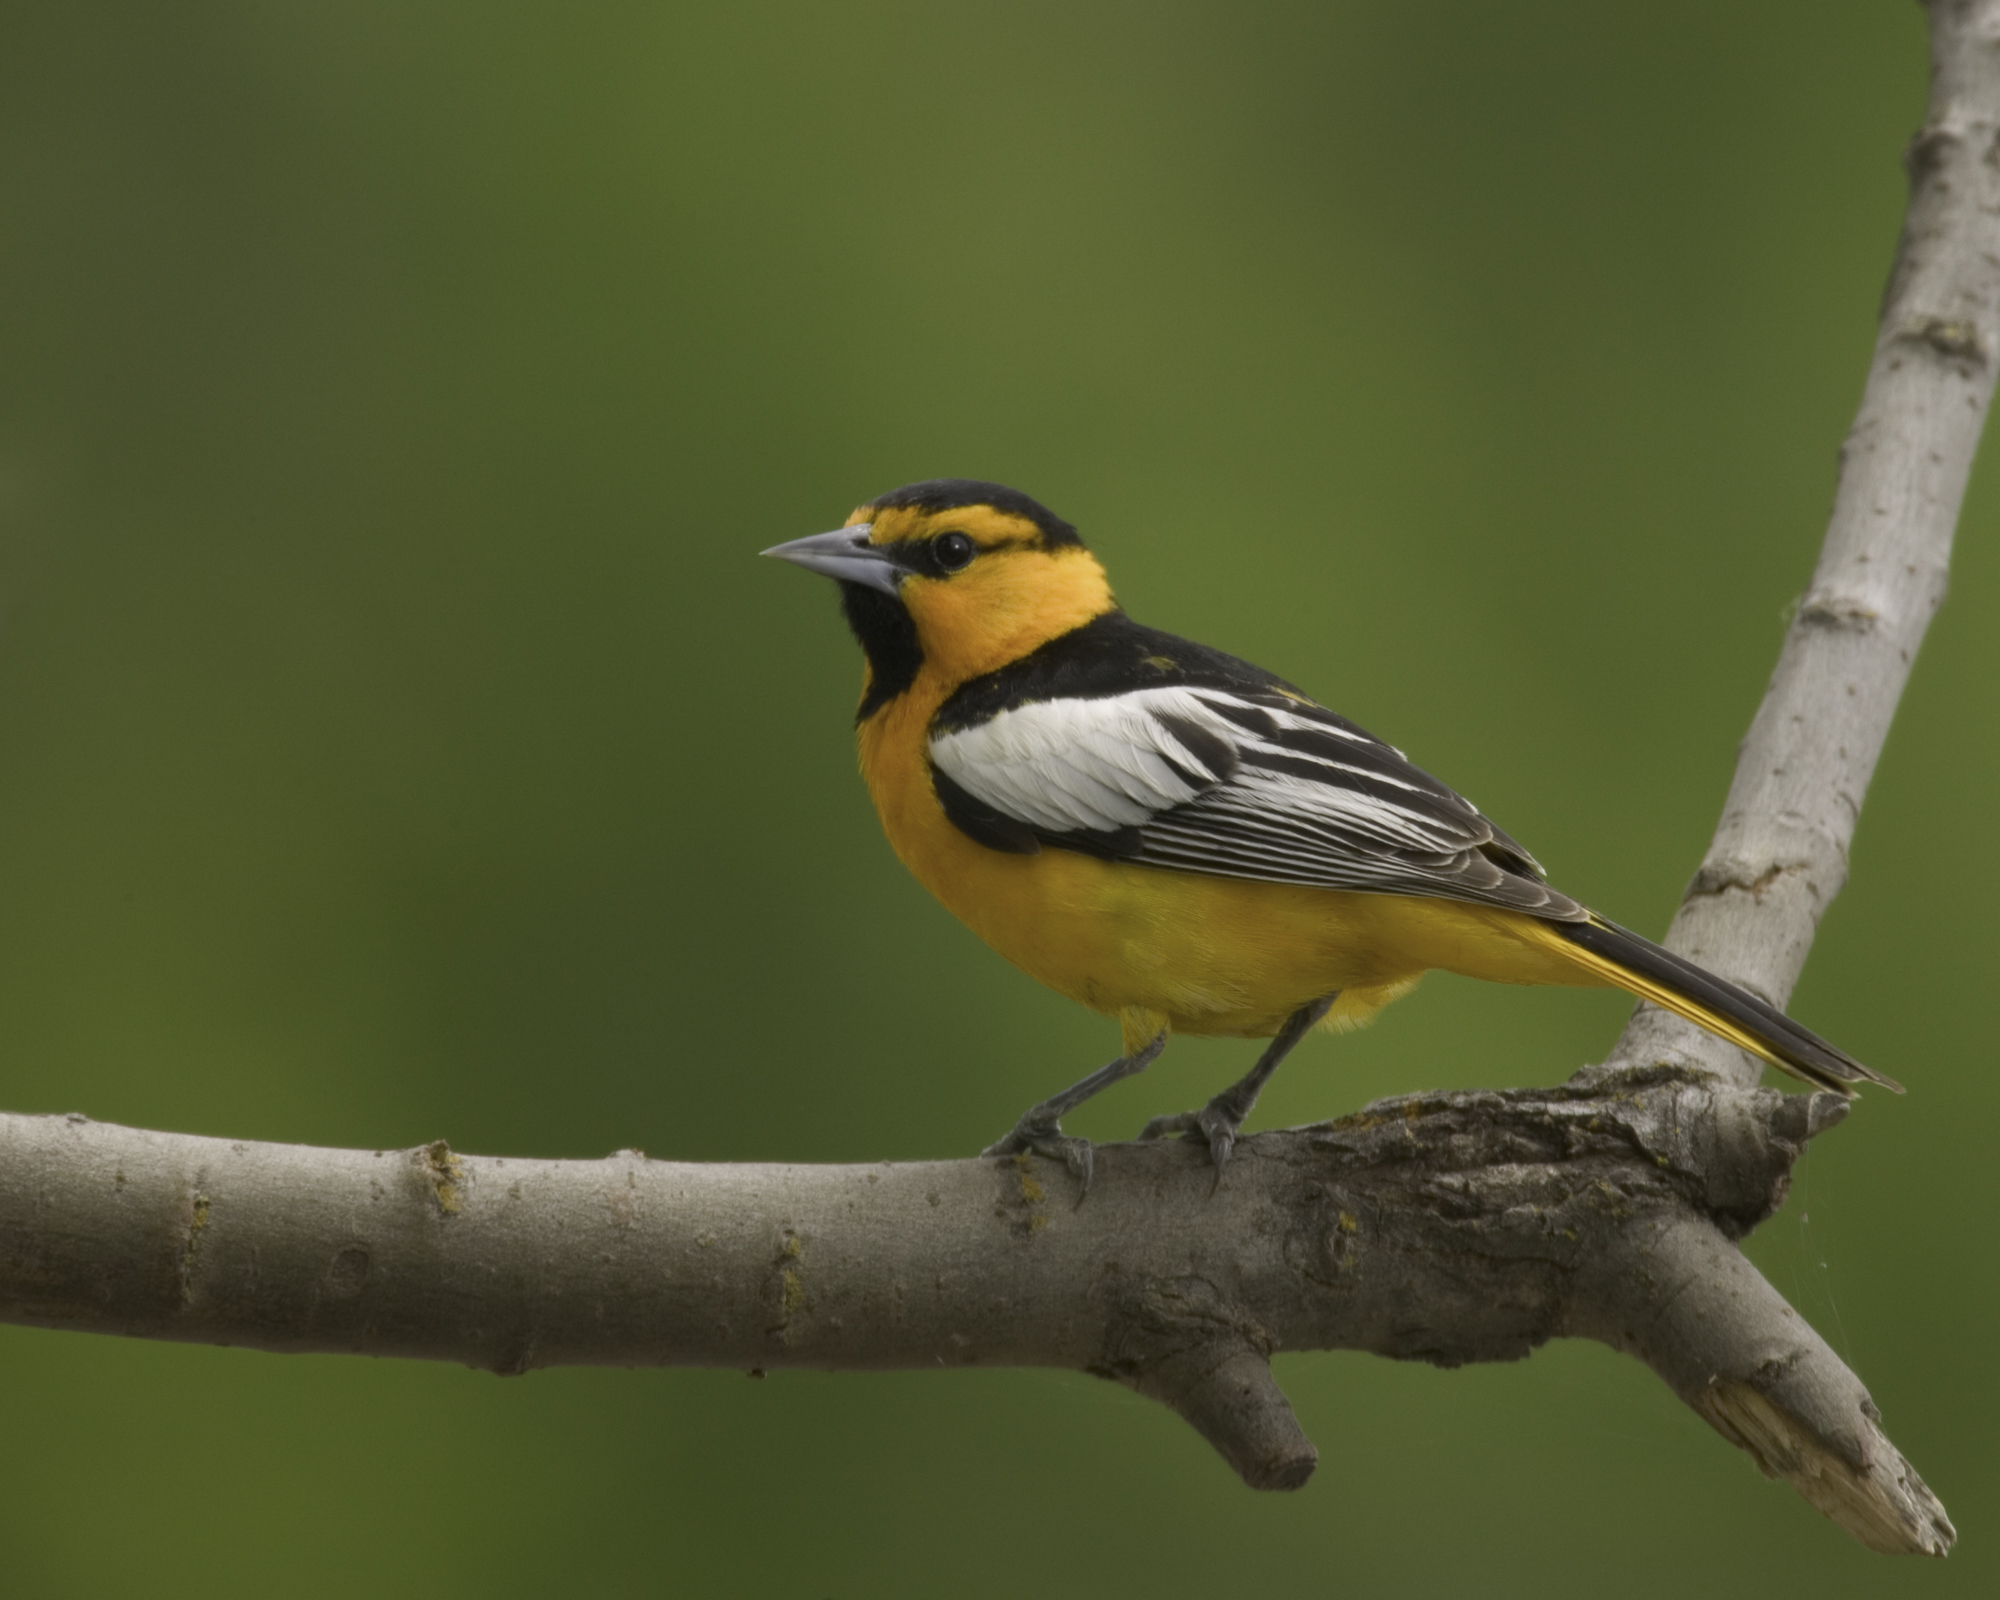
{"left": 1606, "top": 0, "right": 2000, "bottom": 1086}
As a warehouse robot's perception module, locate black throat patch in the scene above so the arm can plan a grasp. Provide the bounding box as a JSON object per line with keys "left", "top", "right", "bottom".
{"left": 839, "top": 580, "right": 922, "bottom": 721}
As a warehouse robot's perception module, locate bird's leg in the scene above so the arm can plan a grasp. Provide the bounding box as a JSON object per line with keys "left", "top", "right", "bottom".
{"left": 982, "top": 1030, "right": 1169, "bottom": 1198}
{"left": 1138, "top": 993, "right": 1338, "bottom": 1175}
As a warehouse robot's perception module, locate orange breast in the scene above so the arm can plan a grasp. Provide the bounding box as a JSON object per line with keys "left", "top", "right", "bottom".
{"left": 855, "top": 675, "right": 1606, "bottom": 1042}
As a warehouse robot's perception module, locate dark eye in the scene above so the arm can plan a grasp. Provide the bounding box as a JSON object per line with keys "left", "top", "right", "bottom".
{"left": 933, "top": 532, "right": 976, "bottom": 573}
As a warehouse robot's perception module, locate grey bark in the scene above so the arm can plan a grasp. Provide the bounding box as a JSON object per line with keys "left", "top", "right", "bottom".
{"left": 0, "top": 0, "right": 1989, "bottom": 1563}
{"left": 0, "top": 1077, "right": 1949, "bottom": 1552}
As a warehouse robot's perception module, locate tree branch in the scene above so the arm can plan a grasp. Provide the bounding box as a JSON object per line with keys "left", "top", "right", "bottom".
{"left": 1602, "top": 0, "right": 2000, "bottom": 1087}
{"left": 0, "top": 1075, "right": 1919, "bottom": 1520}
{"left": 1, "top": 0, "right": 1990, "bottom": 1563}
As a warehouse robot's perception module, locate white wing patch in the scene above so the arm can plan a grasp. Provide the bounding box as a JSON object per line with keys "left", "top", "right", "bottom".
{"left": 930, "top": 687, "right": 1235, "bottom": 833}
{"left": 929, "top": 685, "right": 1576, "bottom": 916}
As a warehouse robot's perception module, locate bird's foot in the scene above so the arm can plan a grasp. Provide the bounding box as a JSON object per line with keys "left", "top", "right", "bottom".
{"left": 982, "top": 1118, "right": 1096, "bottom": 1198}
{"left": 1137, "top": 1093, "right": 1252, "bottom": 1179}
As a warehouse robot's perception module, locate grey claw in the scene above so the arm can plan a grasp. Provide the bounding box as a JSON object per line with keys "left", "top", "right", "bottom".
{"left": 1198, "top": 1105, "right": 1239, "bottom": 1191}
{"left": 1064, "top": 1139, "right": 1094, "bottom": 1199}
{"left": 1137, "top": 1102, "right": 1244, "bottom": 1187}
{"left": 983, "top": 1122, "right": 1096, "bottom": 1203}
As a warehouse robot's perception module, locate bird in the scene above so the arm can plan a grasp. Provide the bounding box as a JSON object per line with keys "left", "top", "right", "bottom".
{"left": 763, "top": 479, "right": 1899, "bottom": 1189}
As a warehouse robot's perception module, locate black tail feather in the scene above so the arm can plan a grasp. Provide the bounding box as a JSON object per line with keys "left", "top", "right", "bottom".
{"left": 1552, "top": 916, "right": 1900, "bottom": 1095}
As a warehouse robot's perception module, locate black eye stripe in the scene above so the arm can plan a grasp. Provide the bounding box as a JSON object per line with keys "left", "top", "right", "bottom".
{"left": 877, "top": 530, "right": 994, "bottom": 577}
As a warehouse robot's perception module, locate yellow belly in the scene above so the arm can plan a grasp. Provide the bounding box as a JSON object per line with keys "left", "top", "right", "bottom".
{"left": 861, "top": 692, "right": 1607, "bottom": 1048}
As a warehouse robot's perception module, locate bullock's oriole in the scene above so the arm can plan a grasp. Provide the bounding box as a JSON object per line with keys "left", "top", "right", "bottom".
{"left": 766, "top": 480, "right": 1897, "bottom": 1187}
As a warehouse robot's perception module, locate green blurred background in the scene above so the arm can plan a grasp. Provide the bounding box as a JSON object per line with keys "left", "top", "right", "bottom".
{"left": 2, "top": 0, "right": 1991, "bottom": 1593}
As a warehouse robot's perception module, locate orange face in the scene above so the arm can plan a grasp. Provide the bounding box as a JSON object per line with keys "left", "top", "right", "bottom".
{"left": 846, "top": 502, "right": 1115, "bottom": 688}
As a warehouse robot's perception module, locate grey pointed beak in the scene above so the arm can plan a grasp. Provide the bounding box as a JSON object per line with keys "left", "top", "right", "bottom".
{"left": 760, "top": 523, "right": 900, "bottom": 595}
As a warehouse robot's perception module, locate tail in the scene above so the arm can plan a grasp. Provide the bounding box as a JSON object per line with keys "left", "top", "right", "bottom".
{"left": 1544, "top": 913, "right": 1901, "bottom": 1096}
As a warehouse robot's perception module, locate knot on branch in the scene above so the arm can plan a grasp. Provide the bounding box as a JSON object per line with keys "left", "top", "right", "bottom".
{"left": 415, "top": 1139, "right": 466, "bottom": 1216}
{"left": 1681, "top": 835, "right": 1846, "bottom": 914}
{"left": 1295, "top": 1066, "right": 1842, "bottom": 1247}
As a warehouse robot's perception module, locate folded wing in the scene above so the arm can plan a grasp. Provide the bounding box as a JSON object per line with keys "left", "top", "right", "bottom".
{"left": 928, "top": 685, "right": 1582, "bottom": 918}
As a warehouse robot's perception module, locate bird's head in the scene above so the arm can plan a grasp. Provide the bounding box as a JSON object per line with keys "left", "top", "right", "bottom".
{"left": 764, "top": 479, "right": 1114, "bottom": 713}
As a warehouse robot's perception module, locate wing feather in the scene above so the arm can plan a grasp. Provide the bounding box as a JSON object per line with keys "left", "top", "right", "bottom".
{"left": 929, "top": 686, "right": 1580, "bottom": 918}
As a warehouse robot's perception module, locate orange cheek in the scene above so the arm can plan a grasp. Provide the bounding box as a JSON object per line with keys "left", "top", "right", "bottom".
{"left": 906, "top": 549, "right": 1116, "bottom": 684}
{"left": 905, "top": 583, "right": 992, "bottom": 681}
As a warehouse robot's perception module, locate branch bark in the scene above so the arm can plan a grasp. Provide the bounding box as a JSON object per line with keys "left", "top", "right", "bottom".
{"left": 0, "top": 1076, "right": 1949, "bottom": 1551}
{"left": 1, "top": 0, "right": 1990, "bottom": 1563}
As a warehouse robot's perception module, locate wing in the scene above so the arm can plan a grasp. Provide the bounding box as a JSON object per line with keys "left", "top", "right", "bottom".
{"left": 928, "top": 684, "right": 1582, "bottom": 919}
